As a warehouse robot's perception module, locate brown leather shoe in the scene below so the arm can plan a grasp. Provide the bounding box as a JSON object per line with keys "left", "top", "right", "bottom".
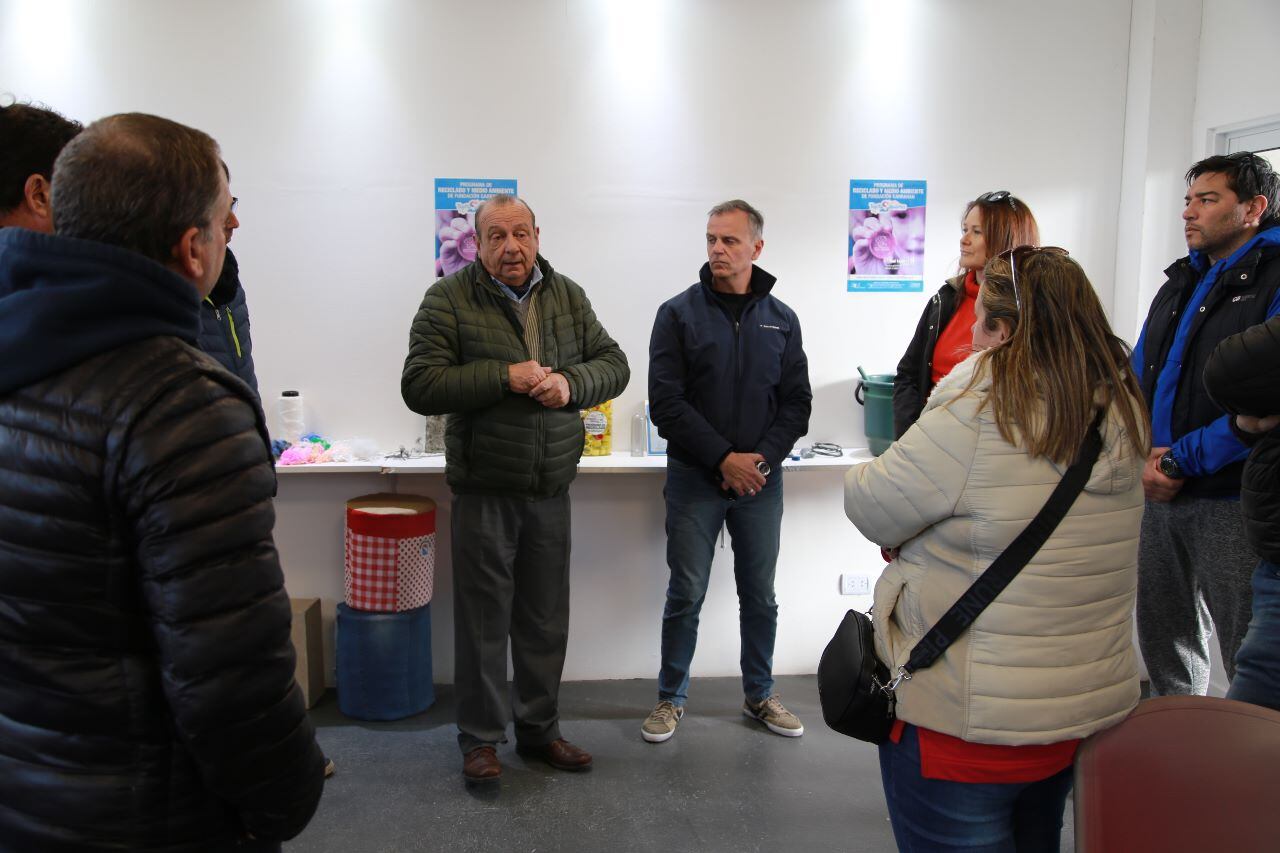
{"left": 516, "top": 738, "right": 593, "bottom": 772}
{"left": 462, "top": 746, "right": 501, "bottom": 782}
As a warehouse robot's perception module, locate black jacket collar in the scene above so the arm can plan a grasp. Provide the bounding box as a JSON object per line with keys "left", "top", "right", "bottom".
{"left": 698, "top": 262, "right": 777, "bottom": 297}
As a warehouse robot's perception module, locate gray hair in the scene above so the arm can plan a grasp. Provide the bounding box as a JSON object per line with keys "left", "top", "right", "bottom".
{"left": 708, "top": 199, "right": 763, "bottom": 240}
{"left": 51, "top": 113, "right": 223, "bottom": 265}
{"left": 475, "top": 193, "right": 536, "bottom": 233}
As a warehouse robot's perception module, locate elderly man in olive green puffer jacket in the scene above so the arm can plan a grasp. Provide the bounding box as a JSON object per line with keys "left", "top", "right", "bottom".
{"left": 402, "top": 194, "right": 629, "bottom": 785}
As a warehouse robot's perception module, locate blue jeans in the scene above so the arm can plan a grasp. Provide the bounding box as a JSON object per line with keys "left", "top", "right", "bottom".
{"left": 879, "top": 726, "right": 1073, "bottom": 853}
{"left": 1227, "top": 559, "right": 1280, "bottom": 712}
{"left": 658, "top": 457, "right": 782, "bottom": 706}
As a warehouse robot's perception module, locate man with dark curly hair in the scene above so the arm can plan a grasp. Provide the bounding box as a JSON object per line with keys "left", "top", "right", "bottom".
{"left": 0, "top": 100, "right": 81, "bottom": 232}
{"left": 1134, "top": 151, "right": 1280, "bottom": 697}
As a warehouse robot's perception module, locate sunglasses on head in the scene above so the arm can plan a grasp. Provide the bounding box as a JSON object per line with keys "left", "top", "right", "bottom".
{"left": 976, "top": 190, "right": 1017, "bottom": 209}
{"left": 997, "top": 245, "right": 1070, "bottom": 314}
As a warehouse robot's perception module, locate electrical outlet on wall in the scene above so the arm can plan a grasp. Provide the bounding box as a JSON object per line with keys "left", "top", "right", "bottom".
{"left": 840, "top": 573, "right": 871, "bottom": 596}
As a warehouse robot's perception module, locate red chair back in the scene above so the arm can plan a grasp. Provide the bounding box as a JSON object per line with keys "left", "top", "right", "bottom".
{"left": 1074, "top": 696, "right": 1280, "bottom": 852}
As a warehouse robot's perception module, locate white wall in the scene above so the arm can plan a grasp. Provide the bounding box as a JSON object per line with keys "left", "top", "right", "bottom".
{"left": 1193, "top": 0, "right": 1280, "bottom": 152}
{"left": 1, "top": 0, "right": 1136, "bottom": 451}
{"left": 2, "top": 0, "right": 1149, "bottom": 685}
{"left": 1112, "top": 0, "right": 1202, "bottom": 342}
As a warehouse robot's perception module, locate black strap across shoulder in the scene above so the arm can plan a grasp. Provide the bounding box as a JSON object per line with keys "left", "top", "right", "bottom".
{"left": 900, "top": 409, "right": 1107, "bottom": 677}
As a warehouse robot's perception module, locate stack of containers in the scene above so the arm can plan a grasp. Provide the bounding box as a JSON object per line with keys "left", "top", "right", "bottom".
{"left": 336, "top": 492, "right": 437, "bottom": 720}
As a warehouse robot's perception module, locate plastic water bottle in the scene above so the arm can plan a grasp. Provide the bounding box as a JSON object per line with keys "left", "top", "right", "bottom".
{"left": 631, "top": 411, "right": 647, "bottom": 456}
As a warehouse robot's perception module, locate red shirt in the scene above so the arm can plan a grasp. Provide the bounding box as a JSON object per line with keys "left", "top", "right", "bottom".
{"left": 890, "top": 719, "right": 1079, "bottom": 783}
{"left": 930, "top": 271, "right": 981, "bottom": 386}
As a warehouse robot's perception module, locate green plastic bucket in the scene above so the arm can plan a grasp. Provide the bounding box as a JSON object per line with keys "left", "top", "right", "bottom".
{"left": 855, "top": 371, "right": 895, "bottom": 456}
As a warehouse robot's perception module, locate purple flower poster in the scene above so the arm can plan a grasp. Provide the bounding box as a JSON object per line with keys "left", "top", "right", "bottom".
{"left": 848, "top": 179, "right": 927, "bottom": 292}
{"left": 434, "top": 178, "right": 518, "bottom": 277}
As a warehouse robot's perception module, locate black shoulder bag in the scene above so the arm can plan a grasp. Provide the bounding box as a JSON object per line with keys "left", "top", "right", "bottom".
{"left": 818, "top": 412, "right": 1105, "bottom": 744}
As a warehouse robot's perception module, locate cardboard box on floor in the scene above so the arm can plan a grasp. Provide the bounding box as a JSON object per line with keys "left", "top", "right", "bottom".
{"left": 290, "top": 598, "right": 325, "bottom": 708}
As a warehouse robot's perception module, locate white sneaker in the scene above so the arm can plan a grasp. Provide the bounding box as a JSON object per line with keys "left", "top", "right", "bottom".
{"left": 743, "top": 695, "right": 804, "bottom": 737}
{"left": 641, "top": 700, "right": 685, "bottom": 743}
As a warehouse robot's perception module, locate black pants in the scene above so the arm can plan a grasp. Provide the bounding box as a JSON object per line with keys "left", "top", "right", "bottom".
{"left": 451, "top": 492, "right": 572, "bottom": 754}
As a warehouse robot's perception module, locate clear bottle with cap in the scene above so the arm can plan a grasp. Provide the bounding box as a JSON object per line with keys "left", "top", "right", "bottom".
{"left": 631, "top": 410, "right": 647, "bottom": 456}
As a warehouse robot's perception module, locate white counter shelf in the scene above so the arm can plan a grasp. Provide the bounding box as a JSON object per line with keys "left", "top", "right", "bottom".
{"left": 276, "top": 449, "right": 873, "bottom": 475}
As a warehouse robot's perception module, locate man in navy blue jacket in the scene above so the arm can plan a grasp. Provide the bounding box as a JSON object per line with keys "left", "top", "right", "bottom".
{"left": 642, "top": 200, "right": 812, "bottom": 743}
{"left": 1133, "top": 151, "right": 1280, "bottom": 696}
{"left": 197, "top": 164, "right": 259, "bottom": 394}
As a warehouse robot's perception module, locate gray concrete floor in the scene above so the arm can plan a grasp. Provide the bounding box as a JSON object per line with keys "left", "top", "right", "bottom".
{"left": 290, "top": 674, "right": 1073, "bottom": 852}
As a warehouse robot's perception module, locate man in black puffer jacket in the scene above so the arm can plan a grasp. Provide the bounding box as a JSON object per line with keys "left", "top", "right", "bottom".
{"left": 0, "top": 114, "right": 323, "bottom": 851}
{"left": 1205, "top": 315, "right": 1280, "bottom": 711}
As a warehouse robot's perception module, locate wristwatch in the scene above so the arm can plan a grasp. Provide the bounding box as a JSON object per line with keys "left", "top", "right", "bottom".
{"left": 1158, "top": 450, "right": 1184, "bottom": 479}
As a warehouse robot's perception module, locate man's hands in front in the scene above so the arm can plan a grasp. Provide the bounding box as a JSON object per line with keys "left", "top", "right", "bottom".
{"left": 719, "top": 452, "right": 767, "bottom": 497}
{"left": 530, "top": 373, "right": 570, "bottom": 408}
{"left": 508, "top": 360, "right": 550, "bottom": 393}
{"left": 509, "top": 361, "right": 571, "bottom": 408}
{"left": 1142, "top": 446, "right": 1183, "bottom": 503}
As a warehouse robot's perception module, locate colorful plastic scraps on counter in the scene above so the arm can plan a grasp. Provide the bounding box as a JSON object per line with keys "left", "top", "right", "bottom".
{"left": 276, "top": 434, "right": 380, "bottom": 465}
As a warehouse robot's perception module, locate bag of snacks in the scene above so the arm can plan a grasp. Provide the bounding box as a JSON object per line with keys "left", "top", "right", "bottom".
{"left": 581, "top": 400, "right": 612, "bottom": 456}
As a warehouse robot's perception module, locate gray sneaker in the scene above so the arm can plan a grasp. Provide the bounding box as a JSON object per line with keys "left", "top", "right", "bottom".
{"left": 641, "top": 700, "right": 685, "bottom": 743}
{"left": 743, "top": 694, "right": 804, "bottom": 737}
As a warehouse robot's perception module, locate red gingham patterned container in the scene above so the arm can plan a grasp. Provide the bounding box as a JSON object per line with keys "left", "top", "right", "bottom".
{"left": 343, "top": 493, "right": 436, "bottom": 612}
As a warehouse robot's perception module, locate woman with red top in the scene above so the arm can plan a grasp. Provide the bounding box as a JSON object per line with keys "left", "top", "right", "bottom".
{"left": 845, "top": 248, "right": 1149, "bottom": 852}
{"left": 891, "top": 191, "right": 1040, "bottom": 439}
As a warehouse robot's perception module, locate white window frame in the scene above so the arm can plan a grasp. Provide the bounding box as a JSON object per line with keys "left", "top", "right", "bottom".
{"left": 1208, "top": 114, "right": 1280, "bottom": 155}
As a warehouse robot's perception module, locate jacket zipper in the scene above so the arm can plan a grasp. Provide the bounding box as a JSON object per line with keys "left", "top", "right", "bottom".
{"left": 226, "top": 311, "right": 243, "bottom": 359}
{"left": 205, "top": 298, "right": 243, "bottom": 360}
{"left": 925, "top": 293, "right": 941, "bottom": 370}
{"left": 532, "top": 294, "right": 544, "bottom": 495}
{"left": 487, "top": 266, "right": 557, "bottom": 494}
{"left": 731, "top": 297, "right": 758, "bottom": 449}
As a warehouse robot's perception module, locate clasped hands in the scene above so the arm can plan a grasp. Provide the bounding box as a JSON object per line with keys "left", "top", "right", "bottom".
{"left": 719, "top": 451, "right": 767, "bottom": 497}
{"left": 508, "top": 360, "right": 570, "bottom": 408}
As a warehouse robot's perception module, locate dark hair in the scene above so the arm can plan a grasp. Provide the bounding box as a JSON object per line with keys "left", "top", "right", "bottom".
{"left": 962, "top": 192, "right": 1039, "bottom": 272}
{"left": 708, "top": 199, "right": 764, "bottom": 240}
{"left": 51, "top": 113, "right": 223, "bottom": 265}
{"left": 0, "top": 101, "right": 82, "bottom": 212}
{"left": 1186, "top": 152, "right": 1280, "bottom": 228}
{"left": 475, "top": 193, "right": 536, "bottom": 233}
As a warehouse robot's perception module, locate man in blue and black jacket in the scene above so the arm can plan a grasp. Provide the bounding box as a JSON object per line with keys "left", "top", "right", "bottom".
{"left": 642, "top": 199, "right": 812, "bottom": 744}
{"left": 1133, "top": 151, "right": 1280, "bottom": 697}
{"left": 197, "top": 164, "right": 259, "bottom": 394}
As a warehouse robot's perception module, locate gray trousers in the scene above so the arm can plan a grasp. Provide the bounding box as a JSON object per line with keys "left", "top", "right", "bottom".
{"left": 1137, "top": 497, "right": 1256, "bottom": 695}
{"left": 451, "top": 492, "right": 571, "bottom": 754}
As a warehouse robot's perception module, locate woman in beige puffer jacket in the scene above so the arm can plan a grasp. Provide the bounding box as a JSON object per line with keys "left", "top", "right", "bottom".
{"left": 845, "top": 247, "right": 1149, "bottom": 853}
